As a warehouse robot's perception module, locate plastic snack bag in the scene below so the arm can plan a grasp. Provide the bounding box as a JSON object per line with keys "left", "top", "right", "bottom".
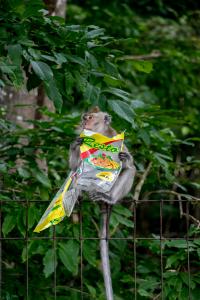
{"left": 34, "top": 171, "right": 79, "bottom": 233}
{"left": 34, "top": 130, "right": 124, "bottom": 233}
{"left": 77, "top": 130, "right": 124, "bottom": 193}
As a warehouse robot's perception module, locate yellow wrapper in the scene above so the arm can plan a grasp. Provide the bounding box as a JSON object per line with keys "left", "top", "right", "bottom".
{"left": 34, "top": 172, "right": 75, "bottom": 233}
{"left": 34, "top": 131, "right": 125, "bottom": 233}
{"left": 77, "top": 130, "right": 124, "bottom": 193}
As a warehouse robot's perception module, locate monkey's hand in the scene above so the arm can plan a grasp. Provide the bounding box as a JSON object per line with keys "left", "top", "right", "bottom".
{"left": 71, "top": 137, "right": 84, "bottom": 150}
{"left": 118, "top": 151, "right": 131, "bottom": 161}
{"left": 75, "top": 137, "right": 84, "bottom": 146}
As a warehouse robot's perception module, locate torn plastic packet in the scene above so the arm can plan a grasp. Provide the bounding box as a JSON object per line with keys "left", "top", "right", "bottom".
{"left": 34, "top": 171, "right": 79, "bottom": 233}
{"left": 34, "top": 130, "right": 124, "bottom": 233}
{"left": 76, "top": 130, "right": 124, "bottom": 193}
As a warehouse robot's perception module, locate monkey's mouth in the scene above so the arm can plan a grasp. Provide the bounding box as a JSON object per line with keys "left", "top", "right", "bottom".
{"left": 83, "top": 124, "right": 91, "bottom": 130}
{"left": 83, "top": 122, "right": 92, "bottom": 130}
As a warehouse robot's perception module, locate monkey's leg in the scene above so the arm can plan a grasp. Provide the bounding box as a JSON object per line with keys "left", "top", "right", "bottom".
{"left": 89, "top": 166, "right": 135, "bottom": 204}
{"left": 100, "top": 203, "right": 114, "bottom": 300}
{"left": 89, "top": 191, "right": 112, "bottom": 203}
{"left": 69, "top": 137, "right": 83, "bottom": 171}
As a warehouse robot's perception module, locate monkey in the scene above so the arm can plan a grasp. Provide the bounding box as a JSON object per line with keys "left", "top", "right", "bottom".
{"left": 69, "top": 107, "right": 136, "bottom": 300}
{"left": 69, "top": 106, "right": 136, "bottom": 204}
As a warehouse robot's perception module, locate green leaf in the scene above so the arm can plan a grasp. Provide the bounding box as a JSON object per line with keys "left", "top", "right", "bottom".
{"left": 7, "top": 44, "right": 22, "bottom": 65}
{"left": 23, "top": 0, "right": 44, "bottom": 18}
{"left": 83, "top": 241, "right": 97, "bottom": 267}
{"left": 113, "top": 205, "right": 132, "bottom": 217}
{"left": 28, "top": 206, "right": 36, "bottom": 229}
{"left": 2, "top": 214, "right": 16, "bottom": 237}
{"left": 54, "top": 53, "right": 67, "bottom": 64}
{"left": 85, "top": 283, "right": 96, "bottom": 298}
{"left": 0, "top": 163, "right": 7, "bottom": 173}
{"left": 138, "top": 288, "right": 150, "bottom": 297}
{"left": 166, "top": 254, "right": 179, "bottom": 268}
{"left": 31, "top": 61, "right": 53, "bottom": 81}
{"left": 34, "top": 170, "right": 52, "bottom": 188}
{"left": 43, "top": 249, "right": 57, "bottom": 278}
{"left": 180, "top": 272, "right": 190, "bottom": 286}
{"left": 74, "top": 71, "right": 87, "bottom": 92}
{"left": 112, "top": 213, "right": 134, "bottom": 228}
{"left": 22, "top": 244, "right": 30, "bottom": 263}
{"left": 17, "top": 209, "right": 25, "bottom": 237}
{"left": 154, "top": 153, "right": 168, "bottom": 169}
{"left": 65, "top": 55, "right": 85, "bottom": 66}
{"left": 103, "top": 75, "right": 123, "bottom": 87}
{"left": 0, "top": 79, "right": 5, "bottom": 87}
{"left": 44, "top": 79, "right": 63, "bottom": 112}
{"left": 0, "top": 62, "right": 16, "bottom": 74}
{"left": 105, "top": 87, "right": 130, "bottom": 102}
{"left": 165, "top": 240, "right": 192, "bottom": 248}
{"left": 18, "top": 167, "right": 30, "bottom": 179}
{"left": 86, "top": 28, "right": 105, "bottom": 39}
{"left": 58, "top": 240, "right": 79, "bottom": 275}
{"left": 138, "top": 129, "right": 151, "bottom": 145}
{"left": 108, "top": 100, "right": 135, "bottom": 124}
{"left": 84, "top": 82, "right": 101, "bottom": 104}
{"left": 132, "top": 61, "right": 153, "bottom": 73}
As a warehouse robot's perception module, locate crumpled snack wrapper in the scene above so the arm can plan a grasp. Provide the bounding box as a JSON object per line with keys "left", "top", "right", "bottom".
{"left": 34, "top": 130, "right": 124, "bottom": 233}
{"left": 34, "top": 172, "right": 78, "bottom": 233}
{"left": 77, "top": 130, "right": 124, "bottom": 193}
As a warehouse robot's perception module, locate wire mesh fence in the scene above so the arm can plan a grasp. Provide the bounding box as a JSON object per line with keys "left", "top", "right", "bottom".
{"left": 0, "top": 197, "right": 199, "bottom": 300}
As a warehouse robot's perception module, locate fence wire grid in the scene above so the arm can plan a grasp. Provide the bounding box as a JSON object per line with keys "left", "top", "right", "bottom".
{"left": 0, "top": 197, "right": 198, "bottom": 300}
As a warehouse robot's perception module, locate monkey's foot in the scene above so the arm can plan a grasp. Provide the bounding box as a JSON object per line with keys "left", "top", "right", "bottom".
{"left": 89, "top": 192, "right": 113, "bottom": 204}
{"left": 118, "top": 151, "right": 130, "bottom": 161}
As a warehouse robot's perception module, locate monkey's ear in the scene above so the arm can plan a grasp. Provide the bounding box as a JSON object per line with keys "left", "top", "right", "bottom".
{"left": 104, "top": 114, "right": 112, "bottom": 124}
{"left": 89, "top": 106, "right": 100, "bottom": 113}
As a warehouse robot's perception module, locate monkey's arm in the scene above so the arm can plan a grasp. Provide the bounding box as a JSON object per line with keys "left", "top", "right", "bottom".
{"left": 69, "top": 137, "right": 83, "bottom": 171}
{"left": 119, "top": 143, "right": 134, "bottom": 168}
{"left": 90, "top": 149, "right": 136, "bottom": 204}
{"left": 110, "top": 165, "right": 135, "bottom": 203}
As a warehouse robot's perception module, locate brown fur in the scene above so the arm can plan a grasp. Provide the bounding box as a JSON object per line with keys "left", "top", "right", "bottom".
{"left": 88, "top": 106, "right": 101, "bottom": 113}
{"left": 70, "top": 108, "right": 136, "bottom": 203}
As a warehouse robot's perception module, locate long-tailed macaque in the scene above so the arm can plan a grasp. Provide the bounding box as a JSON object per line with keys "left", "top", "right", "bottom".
{"left": 69, "top": 106, "right": 136, "bottom": 204}
{"left": 69, "top": 107, "right": 136, "bottom": 300}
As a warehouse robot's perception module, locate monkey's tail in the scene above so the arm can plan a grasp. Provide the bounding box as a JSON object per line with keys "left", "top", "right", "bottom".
{"left": 100, "top": 203, "right": 114, "bottom": 300}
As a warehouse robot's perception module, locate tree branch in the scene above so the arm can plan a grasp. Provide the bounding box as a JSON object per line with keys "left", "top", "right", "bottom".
{"left": 178, "top": 194, "right": 200, "bottom": 227}
{"left": 117, "top": 50, "right": 161, "bottom": 61}
{"left": 133, "top": 162, "right": 152, "bottom": 203}
{"left": 143, "top": 190, "right": 200, "bottom": 202}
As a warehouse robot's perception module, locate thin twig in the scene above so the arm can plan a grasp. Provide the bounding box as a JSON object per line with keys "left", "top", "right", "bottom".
{"left": 133, "top": 162, "right": 152, "bottom": 204}
{"left": 181, "top": 212, "right": 200, "bottom": 228}
{"left": 153, "top": 293, "right": 161, "bottom": 300}
{"left": 117, "top": 51, "right": 162, "bottom": 61}
{"left": 170, "top": 152, "right": 181, "bottom": 201}
{"left": 178, "top": 194, "right": 200, "bottom": 227}
{"left": 144, "top": 190, "right": 200, "bottom": 202}
{"left": 91, "top": 217, "right": 100, "bottom": 235}
{"left": 178, "top": 194, "right": 184, "bottom": 218}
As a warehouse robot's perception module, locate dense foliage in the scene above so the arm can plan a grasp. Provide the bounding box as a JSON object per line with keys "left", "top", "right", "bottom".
{"left": 1, "top": 0, "right": 200, "bottom": 299}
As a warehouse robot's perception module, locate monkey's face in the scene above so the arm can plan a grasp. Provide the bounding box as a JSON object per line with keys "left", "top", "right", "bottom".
{"left": 82, "top": 112, "right": 111, "bottom": 133}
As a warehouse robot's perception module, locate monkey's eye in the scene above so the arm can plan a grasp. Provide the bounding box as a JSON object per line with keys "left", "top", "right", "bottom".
{"left": 88, "top": 115, "right": 93, "bottom": 120}
{"left": 82, "top": 114, "right": 88, "bottom": 120}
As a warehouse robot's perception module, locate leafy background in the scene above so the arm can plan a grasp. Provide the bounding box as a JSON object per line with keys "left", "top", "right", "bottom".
{"left": 0, "top": 0, "right": 200, "bottom": 299}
